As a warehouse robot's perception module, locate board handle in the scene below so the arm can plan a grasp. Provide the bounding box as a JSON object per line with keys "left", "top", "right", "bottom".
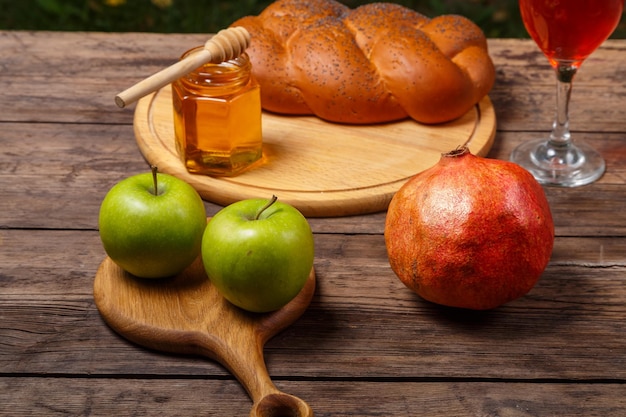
{"left": 199, "top": 269, "right": 317, "bottom": 417}
{"left": 250, "top": 392, "right": 313, "bottom": 417}
{"left": 189, "top": 311, "right": 314, "bottom": 417}
{"left": 209, "top": 322, "right": 314, "bottom": 417}
{"left": 229, "top": 345, "right": 313, "bottom": 417}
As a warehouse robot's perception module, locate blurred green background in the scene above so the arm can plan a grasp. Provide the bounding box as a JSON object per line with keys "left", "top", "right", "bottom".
{"left": 1, "top": 0, "right": 625, "bottom": 38}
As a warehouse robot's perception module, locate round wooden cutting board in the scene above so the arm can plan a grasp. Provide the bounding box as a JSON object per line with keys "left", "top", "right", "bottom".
{"left": 134, "top": 87, "right": 496, "bottom": 217}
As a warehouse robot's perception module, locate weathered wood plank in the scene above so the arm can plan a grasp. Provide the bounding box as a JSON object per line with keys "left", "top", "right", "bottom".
{"left": 1, "top": 32, "right": 625, "bottom": 415}
{"left": 1, "top": 377, "right": 625, "bottom": 417}
{"left": 2, "top": 230, "right": 625, "bottom": 380}
{"left": 0, "top": 31, "right": 205, "bottom": 125}
{"left": 486, "top": 39, "right": 626, "bottom": 133}
{"left": 1, "top": 122, "right": 625, "bottom": 233}
{"left": 1, "top": 33, "right": 625, "bottom": 131}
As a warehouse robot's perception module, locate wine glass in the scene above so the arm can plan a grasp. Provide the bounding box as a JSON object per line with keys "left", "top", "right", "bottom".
{"left": 510, "top": 0, "right": 624, "bottom": 187}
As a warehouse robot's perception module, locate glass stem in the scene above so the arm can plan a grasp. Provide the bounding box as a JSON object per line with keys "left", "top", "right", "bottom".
{"left": 549, "top": 64, "right": 577, "bottom": 148}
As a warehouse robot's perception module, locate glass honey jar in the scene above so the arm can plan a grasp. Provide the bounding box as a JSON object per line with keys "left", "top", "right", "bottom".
{"left": 172, "top": 47, "right": 262, "bottom": 176}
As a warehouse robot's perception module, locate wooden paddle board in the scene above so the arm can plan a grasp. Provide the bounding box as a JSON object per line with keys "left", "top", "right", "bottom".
{"left": 93, "top": 255, "right": 316, "bottom": 416}
{"left": 134, "top": 87, "right": 495, "bottom": 217}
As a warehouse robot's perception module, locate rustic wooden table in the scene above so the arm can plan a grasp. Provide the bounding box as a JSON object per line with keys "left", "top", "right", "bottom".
{"left": 1, "top": 31, "right": 625, "bottom": 416}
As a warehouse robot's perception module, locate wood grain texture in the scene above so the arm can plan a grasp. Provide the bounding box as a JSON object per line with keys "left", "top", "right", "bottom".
{"left": 1, "top": 31, "right": 626, "bottom": 416}
{"left": 93, "top": 254, "right": 315, "bottom": 416}
{"left": 2, "top": 378, "right": 625, "bottom": 417}
{"left": 2, "top": 230, "right": 624, "bottom": 381}
{"left": 134, "top": 87, "right": 495, "bottom": 216}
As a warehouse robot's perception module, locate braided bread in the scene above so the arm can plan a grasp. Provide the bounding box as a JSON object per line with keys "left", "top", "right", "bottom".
{"left": 231, "top": 0, "right": 495, "bottom": 124}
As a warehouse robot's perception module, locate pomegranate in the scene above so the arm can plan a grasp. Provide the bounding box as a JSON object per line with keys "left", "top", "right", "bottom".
{"left": 384, "top": 147, "right": 554, "bottom": 310}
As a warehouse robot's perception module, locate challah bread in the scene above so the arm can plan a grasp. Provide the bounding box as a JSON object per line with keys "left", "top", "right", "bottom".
{"left": 231, "top": 0, "right": 495, "bottom": 124}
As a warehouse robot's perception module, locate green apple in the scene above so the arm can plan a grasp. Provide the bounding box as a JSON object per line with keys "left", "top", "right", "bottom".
{"left": 99, "top": 167, "right": 207, "bottom": 279}
{"left": 201, "top": 196, "right": 314, "bottom": 313}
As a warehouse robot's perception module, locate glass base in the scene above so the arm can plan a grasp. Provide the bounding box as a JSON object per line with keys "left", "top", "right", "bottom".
{"left": 510, "top": 138, "right": 605, "bottom": 187}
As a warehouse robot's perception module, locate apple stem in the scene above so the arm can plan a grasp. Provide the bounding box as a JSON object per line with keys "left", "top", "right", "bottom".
{"left": 255, "top": 195, "right": 278, "bottom": 220}
{"left": 150, "top": 165, "right": 159, "bottom": 196}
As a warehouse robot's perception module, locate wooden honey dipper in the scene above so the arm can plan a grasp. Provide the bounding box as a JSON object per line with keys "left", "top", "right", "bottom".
{"left": 115, "top": 26, "right": 251, "bottom": 108}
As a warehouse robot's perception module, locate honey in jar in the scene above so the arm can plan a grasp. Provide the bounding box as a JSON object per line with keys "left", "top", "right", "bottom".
{"left": 172, "top": 48, "right": 262, "bottom": 176}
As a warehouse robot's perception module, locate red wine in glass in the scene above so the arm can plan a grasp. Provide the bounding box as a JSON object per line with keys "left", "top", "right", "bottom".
{"left": 511, "top": 0, "right": 624, "bottom": 186}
